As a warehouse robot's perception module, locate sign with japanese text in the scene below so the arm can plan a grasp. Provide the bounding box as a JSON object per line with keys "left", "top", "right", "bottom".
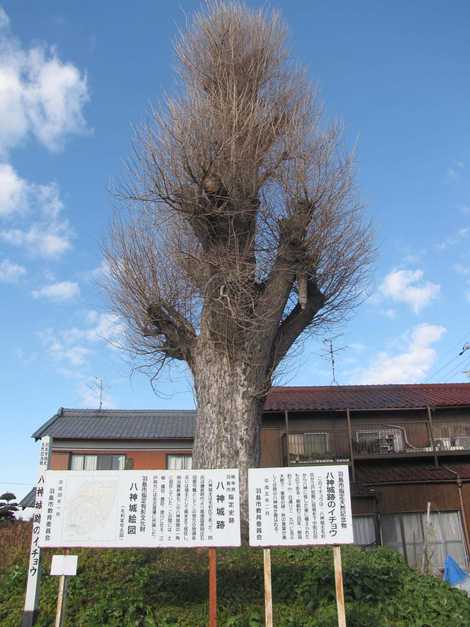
{"left": 38, "top": 469, "right": 240, "bottom": 548}
{"left": 248, "top": 465, "right": 353, "bottom": 546}
{"left": 26, "top": 437, "right": 51, "bottom": 579}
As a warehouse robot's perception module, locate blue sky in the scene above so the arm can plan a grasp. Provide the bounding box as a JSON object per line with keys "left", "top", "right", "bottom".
{"left": 2, "top": 0, "right": 470, "bottom": 499}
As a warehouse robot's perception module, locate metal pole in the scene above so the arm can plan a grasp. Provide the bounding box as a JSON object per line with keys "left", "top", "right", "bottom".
{"left": 346, "top": 409, "right": 355, "bottom": 482}
{"left": 209, "top": 548, "right": 217, "bottom": 627}
{"left": 263, "top": 549, "right": 273, "bottom": 627}
{"left": 333, "top": 545, "right": 346, "bottom": 627}
{"left": 426, "top": 406, "right": 439, "bottom": 468}
{"left": 22, "top": 436, "right": 52, "bottom": 627}
{"left": 284, "top": 410, "right": 290, "bottom": 466}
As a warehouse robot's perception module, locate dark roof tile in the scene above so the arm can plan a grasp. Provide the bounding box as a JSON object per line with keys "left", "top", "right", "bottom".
{"left": 32, "top": 384, "right": 470, "bottom": 441}
{"left": 33, "top": 409, "right": 196, "bottom": 440}
{"left": 356, "top": 462, "right": 470, "bottom": 484}
{"left": 265, "top": 383, "right": 470, "bottom": 412}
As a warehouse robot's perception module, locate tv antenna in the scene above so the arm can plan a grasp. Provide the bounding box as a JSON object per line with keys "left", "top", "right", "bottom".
{"left": 322, "top": 336, "right": 346, "bottom": 386}
{"left": 86, "top": 377, "right": 107, "bottom": 410}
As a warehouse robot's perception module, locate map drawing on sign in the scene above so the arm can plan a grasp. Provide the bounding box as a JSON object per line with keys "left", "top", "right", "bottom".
{"left": 39, "top": 469, "right": 241, "bottom": 548}
{"left": 248, "top": 465, "right": 354, "bottom": 547}
{"left": 63, "top": 479, "right": 118, "bottom": 543}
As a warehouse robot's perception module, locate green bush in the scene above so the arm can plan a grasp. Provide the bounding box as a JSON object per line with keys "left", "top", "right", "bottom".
{"left": 298, "top": 547, "right": 408, "bottom": 609}
{"left": 1, "top": 544, "right": 470, "bottom": 626}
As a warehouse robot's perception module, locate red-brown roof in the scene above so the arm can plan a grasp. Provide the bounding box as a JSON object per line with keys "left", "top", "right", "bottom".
{"left": 355, "top": 462, "right": 470, "bottom": 484}
{"left": 264, "top": 383, "right": 470, "bottom": 412}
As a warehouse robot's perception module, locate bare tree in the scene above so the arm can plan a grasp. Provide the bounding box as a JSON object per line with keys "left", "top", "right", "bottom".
{"left": 105, "top": 1, "right": 372, "bottom": 524}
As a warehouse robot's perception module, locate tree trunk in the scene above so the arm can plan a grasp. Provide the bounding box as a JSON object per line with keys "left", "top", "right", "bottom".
{"left": 191, "top": 349, "right": 266, "bottom": 542}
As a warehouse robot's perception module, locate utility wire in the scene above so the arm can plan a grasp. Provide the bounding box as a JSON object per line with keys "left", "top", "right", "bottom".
{"left": 441, "top": 354, "right": 470, "bottom": 382}
{"left": 426, "top": 330, "right": 470, "bottom": 382}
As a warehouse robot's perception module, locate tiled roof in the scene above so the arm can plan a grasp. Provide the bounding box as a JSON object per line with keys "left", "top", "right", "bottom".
{"left": 265, "top": 383, "right": 470, "bottom": 412}
{"left": 33, "top": 409, "right": 196, "bottom": 440}
{"left": 19, "top": 487, "right": 36, "bottom": 509}
{"left": 32, "top": 384, "right": 470, "bottom": 441}
{"left": 356, "top": 462, "right": 470, "bottom": 484}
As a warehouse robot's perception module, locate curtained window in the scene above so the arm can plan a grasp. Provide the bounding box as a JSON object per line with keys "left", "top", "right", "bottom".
{"left": 381, "top": 511, "right": 467, "bottom": 572}
{"left": 353, "top": 515, "right": 377, "bottom": 548}
{"left": 167, "top": 455, "right": 192, "bottom": 470}
{"left": 70, "top": 454, "right": 125, "bottom": 471}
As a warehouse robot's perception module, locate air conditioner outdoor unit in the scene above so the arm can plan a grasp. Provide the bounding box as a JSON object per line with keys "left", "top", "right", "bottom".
{"left": 434, "top": 437, "right": 452, "bottom": 450}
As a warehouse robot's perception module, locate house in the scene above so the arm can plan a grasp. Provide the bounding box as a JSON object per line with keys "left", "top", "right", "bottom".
{"left": 22, "top": 383, "right": 470, "bottom": 572}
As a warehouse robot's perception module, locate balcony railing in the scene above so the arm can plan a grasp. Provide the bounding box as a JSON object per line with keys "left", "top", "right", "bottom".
{"left": 284, "top": 421, "right": 470, "bottom": 464}
{"left": 352, "top": 422, "right": 430, "bottom": 458}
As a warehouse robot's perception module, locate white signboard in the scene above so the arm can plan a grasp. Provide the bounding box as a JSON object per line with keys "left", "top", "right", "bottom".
{"left": 51, "top": 555, "right": 78, "bottom": 576}
{"left": 248, "top": 465, "right": 353, "bottom": 546}
{"left": 39, "top": 469, "right": 240, "bottom": 548}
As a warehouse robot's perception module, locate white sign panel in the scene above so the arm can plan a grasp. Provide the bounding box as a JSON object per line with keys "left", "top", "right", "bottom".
{"left": 39, "top": 469, "right": 240, "bottom": 548}
{"left": 50, "top": 555, "right": 78, "bottom": 576}
{"left": 248, "top": 465, "right": 353, "bottom": 546}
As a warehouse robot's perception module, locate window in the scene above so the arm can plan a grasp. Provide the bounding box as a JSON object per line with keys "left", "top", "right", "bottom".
{"left": 289, "top": 433, "right": 329, "bottom": 461}
{"left": 167, "top": 455, "right": 192, "bottom": 470}
{"left": 381, "top": 511, "right": 467, "bottom": 573}
{"left": 70, "top": 454, "right": 126, "bottom": 471}
{"left": 304, "top": 433, "right": 329, "bottom": 456}
{"left": 353, "top": 515, "right": 377, "bottom": 548}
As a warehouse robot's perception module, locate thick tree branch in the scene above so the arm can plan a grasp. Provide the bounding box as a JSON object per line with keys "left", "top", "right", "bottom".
{"left": 146, "top": 301, "right": 196, "bottom": 361}
{"left": 271, "top": 278, "right": 325, "bottom": 369}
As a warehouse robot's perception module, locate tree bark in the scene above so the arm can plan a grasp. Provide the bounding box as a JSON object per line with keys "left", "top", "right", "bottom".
{"left": 191, "top": 348, "right": 266, "bottom": 542}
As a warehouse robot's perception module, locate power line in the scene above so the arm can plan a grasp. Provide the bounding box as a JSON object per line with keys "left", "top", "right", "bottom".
{"left": 441, "top": 353, "right": 470, "bottom": 383}
{"left": 426, "top": 330, "right": 470, "bottom": 382}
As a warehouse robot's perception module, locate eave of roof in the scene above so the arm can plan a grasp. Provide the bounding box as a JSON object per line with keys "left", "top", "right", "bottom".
{"left": 33, "top": 408, "right": 197, "bottom": 441}
{"left": 265, "top": 383, "right": 470, "bottom": 412}
{"left": 31, "top": 384, "right": 470, "bottom": 441}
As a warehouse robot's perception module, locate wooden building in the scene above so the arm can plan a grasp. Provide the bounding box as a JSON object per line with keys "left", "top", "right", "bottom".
{"left": 23, "top": 383, "right": 470, "bottom": 572}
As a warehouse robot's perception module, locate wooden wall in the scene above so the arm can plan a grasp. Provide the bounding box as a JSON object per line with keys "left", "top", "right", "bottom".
{"left": 50, "top": 449, "right": 192, "bottom": 470}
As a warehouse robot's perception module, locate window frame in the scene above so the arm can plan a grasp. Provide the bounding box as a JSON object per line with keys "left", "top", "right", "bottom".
{"left": 166, "top": 454, "right": 193, "bottom": 470}
{"left": 69, "top": 453, "right": 126, "bottom": 471}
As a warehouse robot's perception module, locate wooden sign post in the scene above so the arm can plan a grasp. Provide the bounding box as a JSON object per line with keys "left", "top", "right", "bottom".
{"left": 51, "top": 553, "right": 77, "bottom": 627}
{"left": 333, "top": 545, "right": 346, "bottom": 627}
{"left": 54, "top": 573, "right": 68, "bottom": 627}
{"left": 209, "top": 548, "right": 217, "bottom": 627}
{"left": 22, "top": 436, "right": 52, "bottom": 627}
{"left": 263, "top": 548, "right": 273, "bottom": 627}
{"left": 249, "top": 466, "right": 354, "bottom": 627}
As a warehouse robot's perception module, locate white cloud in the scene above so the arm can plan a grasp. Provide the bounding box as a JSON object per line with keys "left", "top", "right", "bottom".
{"left": 1, "top": 224, "right": 71, "bottom": 257}
{"left": 0, "top": 11, "right": 86, "bottom": 258}
{"left": 0, "top": 258, "right": 26, "bottom": 282}
{"left": 379, "top": 269, "right": 440, "bottom": 313}
{"left": 59, "top": 311, "right": 125, "bottom": 347}
{"left": 0, "top": 8, "right": 89, "bottom": 155}
{"left": 32, "top": 280, "right": 80, "bottom": 301}
{"left": 85, "top": 311, "right": 125, "bottom": 344}
{"left": 0, "top": 163, "right": 27, "bottom": 216}
{"left": 355, "top": 323, "right": 446, "bottom": 384}
{"left": 0, "top": 7, "right": 9, "bottom": 30}
{"left": 37, "top": 311, "right": 124, "bottom": 371}
{"left": 0, "top": 164, "right": 73, "bottom": 257}
{"left": 38, "top": 328, "right": 91, "bottom": 366}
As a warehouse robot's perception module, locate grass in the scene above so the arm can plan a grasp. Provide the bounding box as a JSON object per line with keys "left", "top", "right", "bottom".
{"left": 1, "top": 522, "right": 470, "bottom": 626}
